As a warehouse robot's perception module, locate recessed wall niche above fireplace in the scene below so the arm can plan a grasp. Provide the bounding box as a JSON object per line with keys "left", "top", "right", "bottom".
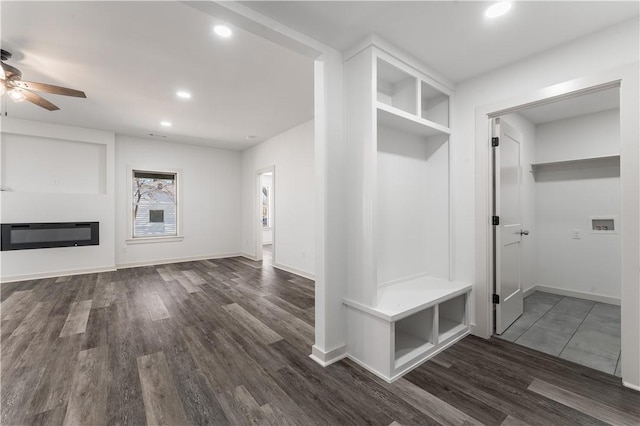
{"left": 1, "top": 222, "right": 99, "bottom": 251}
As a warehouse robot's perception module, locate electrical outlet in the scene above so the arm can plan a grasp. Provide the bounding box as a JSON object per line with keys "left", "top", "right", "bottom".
{"left": 572, "top": 229, "right": 582, "bottom": 239}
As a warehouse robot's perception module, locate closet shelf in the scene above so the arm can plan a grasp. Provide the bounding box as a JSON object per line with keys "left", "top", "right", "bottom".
{"left": 531, "top": 154, "right": 620, "bottom": 171}
{"left": 343, "top": 275, "right": 471, "bottom": 322}
{"left": 377, "top": 102, "right": 451, "bottom": 138}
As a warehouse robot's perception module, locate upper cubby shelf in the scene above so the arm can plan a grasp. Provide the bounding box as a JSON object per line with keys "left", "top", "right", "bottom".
{"left": 421, "top": 82, "right": 449, "bottom": 128}
{"left": 377, "top": 58, "right": 418, "bottom": 115}
{"left": 376, "top": 57, "right": 451, "bottom": 136}
{"left": 377, "top": 103, "right": 450, "bottom": 138}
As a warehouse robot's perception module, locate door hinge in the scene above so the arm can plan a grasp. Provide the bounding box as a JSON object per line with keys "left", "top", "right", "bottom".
{"left": 493, "top": 294, "right": 500, "bottom": 304}
{"left": 492, "top": 137, "right": 499, "bottom": 147}
{"left": 492, "top": 216, "right": 500, "bottom": 226}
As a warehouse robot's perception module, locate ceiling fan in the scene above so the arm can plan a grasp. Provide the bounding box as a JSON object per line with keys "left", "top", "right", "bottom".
{"left": 1, "top": 49, "right": 86, "bottom": 111}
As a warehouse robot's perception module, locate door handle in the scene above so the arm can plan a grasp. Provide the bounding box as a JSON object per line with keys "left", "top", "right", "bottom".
{"left": 520, "top": 229, "right": 530, "bottom": 236}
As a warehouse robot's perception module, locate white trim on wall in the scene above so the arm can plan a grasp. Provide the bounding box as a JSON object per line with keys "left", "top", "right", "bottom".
{"left": 272, "top": 262, "right": 315, "bottom": 281}
{"left": 527, "top": 285, "right": 621, "bottom": 306}
{"left": 1, "top": 265, "right": 117, "bottom": 284}
{"left": 310, "top": 344, "right": 347, "bottom": 366}
{"left": 116, "top": 252, "right": 242, "bottom": 269}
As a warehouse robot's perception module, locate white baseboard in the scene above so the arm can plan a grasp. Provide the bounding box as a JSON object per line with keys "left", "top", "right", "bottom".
{"left": 239, "top": 253, "right": 315, "bottom": 281}
{"left": 523, "top": 286, "right": 537, "bottom": 298}
{"left": 3, "top": 253, "right": 247, "bottom": 283}
{"left": 116, "top": 252, "right": 242, "bottom": 269}
{"left": 1, "top": 265, "right": 117, "bottom": 284}
{"left": 309, "top": 344, "right": 346, "bottom": 366}
{"left": 272, "top": 262, "right": 315, "bottom": 281}
{"left": 470, "top": 323, "right": 490, "bottom": 339}
{"left": 531, "top": 284, "right": 620, "bottom": 306}
{"left": 622, "top": 380, "right": 640, "bottom": 392}
{"left": 345, "top": 354, "right": 395, "bottom": 382}
{"left": 240, "top": 252, "right": 259, "bottom": 261}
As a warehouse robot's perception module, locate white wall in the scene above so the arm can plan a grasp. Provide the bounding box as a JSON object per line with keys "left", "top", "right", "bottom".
{"left": 458, "top": 18, "right": 638, "bottom": 388}
{"left": 535, "top": 109, "right": 620, "bottom": 162}
{"left": 534, "top": 109, "right": 621, "bottom": 301}
{"left": 242, "top": 120, "right": 315, "bottom": 276}
{"left": 377, "top": 129, "right": 450, "bottom": 285}
{"left": 115, "top": 135, "right": 242, "bottom": 267}
{"left": 456, "top": 18, "right": 638, "bottom": 282}
{"left": 241, "top": 120, "right": 315, "bottom": 278}
{"left": 0, "top": 118, "right": 115, "bottom": 281}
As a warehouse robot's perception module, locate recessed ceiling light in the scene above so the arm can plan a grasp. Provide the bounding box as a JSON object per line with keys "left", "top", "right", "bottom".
{"left": 176, "top": 91, "right": 191, "bottom": 99}
{"left": 160, "top": 121, "right": 172, "bottom": 127}
{"left": 484, "top": 1, "right": 512, "bottom": 18}
{"left": 213, "top": 25, "right": 232, "bottom": 38}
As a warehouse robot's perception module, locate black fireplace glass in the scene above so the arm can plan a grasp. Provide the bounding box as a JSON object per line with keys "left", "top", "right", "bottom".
{"left": 1, "top": 222, "right": 99, "bottom": 251}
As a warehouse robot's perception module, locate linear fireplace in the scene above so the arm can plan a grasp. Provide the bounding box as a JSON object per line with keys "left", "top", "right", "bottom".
{"left": 1, "top": 222, "right": 99, "bottom": 251}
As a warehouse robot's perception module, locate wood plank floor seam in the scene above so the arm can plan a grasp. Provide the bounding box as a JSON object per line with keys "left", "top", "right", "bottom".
{"left": 2, "top": 256, "right": 638, "bottom": 425}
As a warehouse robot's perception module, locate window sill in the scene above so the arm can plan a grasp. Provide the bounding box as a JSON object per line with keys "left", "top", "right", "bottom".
{"left": 126, "top": 235, "right": 184, "bottom": 245}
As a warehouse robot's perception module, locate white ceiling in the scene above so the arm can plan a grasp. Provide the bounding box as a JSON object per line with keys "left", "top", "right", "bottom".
{"left": 1, "top": 2, "right": 637, "bottom": 150}
{"left": 242, "top": 1, "right": 639, "bottom": 82}
{"left": 1, "top": 1, "right": 314, "bottom": 150}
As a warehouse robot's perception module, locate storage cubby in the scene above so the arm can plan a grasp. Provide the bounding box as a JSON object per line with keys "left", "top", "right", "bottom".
{"left": 394, "top": 308, "right": 434, "bottom": 367}
{"left": 377, "top": 126, "right": 450, "bottom": 286}
{"left": 438, "top": 293, "right": 467, "bottom": 342}
{"left": 343, "top": 40, "right": 469, "bottom": 383}
{"left": 377, "top": 58, "right": 417, "bottom": 115}
{"left": 421, "top": 81, "right": 449, "bottom": 128}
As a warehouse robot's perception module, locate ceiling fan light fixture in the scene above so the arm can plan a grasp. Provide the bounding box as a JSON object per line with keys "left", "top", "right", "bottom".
{"left": 484, "top": 1, "right": 512, "bottom": 18}
{"left": 213, "top": 25, "right": 232, "bottom": 38}
{"left": 8, "top": 88, "right": 26, "bottom": 102}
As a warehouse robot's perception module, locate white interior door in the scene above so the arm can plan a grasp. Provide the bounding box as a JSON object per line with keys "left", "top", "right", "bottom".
{"left": 494, "top": 118, "right": 524, "bottom": 334}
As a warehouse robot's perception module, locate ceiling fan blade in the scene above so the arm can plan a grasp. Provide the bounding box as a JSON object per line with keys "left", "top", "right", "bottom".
{"left": 21, "top": 90, "right": 60, "bottom": 111}
{"left": 14, "top": 80, "right": 86, "bottom": 98}
{"left": 0, "top": 61, "right": 21, "bottom": 80}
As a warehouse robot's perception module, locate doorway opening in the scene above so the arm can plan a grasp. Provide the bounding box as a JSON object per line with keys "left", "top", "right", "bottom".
{"left": 256, "top": 167, "right": 275, "bottom": 265}
{"left": 491, "top": 85, "right": 622, "bottom": 376}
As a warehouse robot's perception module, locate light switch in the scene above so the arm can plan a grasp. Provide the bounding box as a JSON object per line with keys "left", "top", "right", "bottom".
{"left": 572, "top": 229, "right": 582, "bottom": 239}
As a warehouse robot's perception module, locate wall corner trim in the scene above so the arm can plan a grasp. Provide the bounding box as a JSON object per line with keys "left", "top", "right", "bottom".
{"left": 310, "top": 344, "right": 347, "bottom": 367}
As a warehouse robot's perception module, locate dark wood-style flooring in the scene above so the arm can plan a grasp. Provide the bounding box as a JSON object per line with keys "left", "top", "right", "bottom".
{"left": 1, "top": 257, "right": 639, "bottom": 425}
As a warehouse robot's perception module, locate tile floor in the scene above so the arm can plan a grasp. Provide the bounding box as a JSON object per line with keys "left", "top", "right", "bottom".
{"left": 497, "top": 291, "right": 621, "bottom": 376}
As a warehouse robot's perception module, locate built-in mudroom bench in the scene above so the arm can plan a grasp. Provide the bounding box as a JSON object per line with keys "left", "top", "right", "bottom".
{"left": 344, "top": 277, "right": 471, "bottom": 382}
{"left": 343, "top": 36, "right": 472, "bottom": 382}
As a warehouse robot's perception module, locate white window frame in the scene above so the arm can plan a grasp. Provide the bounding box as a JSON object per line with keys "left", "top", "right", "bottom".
{"left": 126, "top": 166, "right": 183, "bottom": 244}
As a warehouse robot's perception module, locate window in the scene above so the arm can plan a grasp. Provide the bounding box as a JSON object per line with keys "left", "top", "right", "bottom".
{"left": 132, "top": 170, "right": 177, "bottom": 238}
